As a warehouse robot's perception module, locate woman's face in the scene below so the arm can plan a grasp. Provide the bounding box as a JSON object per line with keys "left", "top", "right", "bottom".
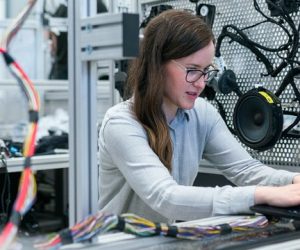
{"left": 162, "top": 40, "right": 215, "bottom": 123}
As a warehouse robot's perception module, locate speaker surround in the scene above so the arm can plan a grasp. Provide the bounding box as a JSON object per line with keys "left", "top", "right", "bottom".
{"left": 233, "top": 87, "right": 283, "bottom": 151}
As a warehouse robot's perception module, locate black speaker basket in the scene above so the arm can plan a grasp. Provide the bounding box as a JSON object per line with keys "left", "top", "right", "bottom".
{"left": 233, "top": 87, "right": 283, "bottom": 151}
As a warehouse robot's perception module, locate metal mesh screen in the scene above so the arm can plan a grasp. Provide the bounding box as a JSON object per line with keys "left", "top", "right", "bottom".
{"left": 140, "top": 0, "right": 300, "bottom": 168}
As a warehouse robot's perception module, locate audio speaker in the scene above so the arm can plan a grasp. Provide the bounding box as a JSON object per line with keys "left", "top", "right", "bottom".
{"left": 233, "top": 87, "right": 283, "bottom": 151}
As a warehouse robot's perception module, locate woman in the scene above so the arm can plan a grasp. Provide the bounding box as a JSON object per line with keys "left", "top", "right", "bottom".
{"left": 98, "top": 9, "right": 300, "bottom": 223}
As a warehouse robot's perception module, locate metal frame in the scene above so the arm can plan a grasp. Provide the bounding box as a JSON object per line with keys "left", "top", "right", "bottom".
{"left": 81, "top": 13, "right": 139, "bottom": 61}
{"left": 68, "top": 0, "right": 139, "bottom": 225}
{"left": 5, "top": 154, "right": 69, "bottom": 173}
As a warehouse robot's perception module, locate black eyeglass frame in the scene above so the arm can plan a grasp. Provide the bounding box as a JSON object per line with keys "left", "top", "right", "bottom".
{"left": 172, "top": 60, "right": 219, "bottom": 84}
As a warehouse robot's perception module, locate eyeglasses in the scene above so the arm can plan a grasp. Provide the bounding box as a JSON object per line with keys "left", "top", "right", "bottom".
{"left": 172, "top": 60, "right": 219, "bottom": 84}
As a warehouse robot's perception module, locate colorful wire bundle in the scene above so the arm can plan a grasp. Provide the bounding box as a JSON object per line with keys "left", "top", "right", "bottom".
{"left": 35, "top": 212, "right": 120, "bottom": 249}
{"left": 35, "top": 211, "right": 268, "bottom": 249}
{"left": 122, "top": 213, "right": 268, "bottom": 240}
{"left": 0, "top": 0, "right": 37, "bottom": 51}
{"left": 0, "top": 1, "right": 39, "bottom": 249}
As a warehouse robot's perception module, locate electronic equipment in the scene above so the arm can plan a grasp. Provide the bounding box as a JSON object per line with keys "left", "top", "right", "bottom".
{"left": 196, "top": 4, "right": 216, "bottom": 28}
{"left": 206, "top": 69, "right": 241, "bottom": 96}
{"left": 266, "top": 0, "right": 300, "bottom": 16}
{"left": 251, "top": 204, "right": 300, "bottom": 220}
{"left": 233, "top": 87, "right": 283, "bottom": 151}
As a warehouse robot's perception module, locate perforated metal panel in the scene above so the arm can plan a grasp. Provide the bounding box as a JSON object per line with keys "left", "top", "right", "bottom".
{"left": 140, "top": 0, "right": 300, "bottom": 168}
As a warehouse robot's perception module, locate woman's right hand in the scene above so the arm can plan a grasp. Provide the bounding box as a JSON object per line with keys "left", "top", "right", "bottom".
{"left": 255, "top": 183, "right": 300, "bottom": 207}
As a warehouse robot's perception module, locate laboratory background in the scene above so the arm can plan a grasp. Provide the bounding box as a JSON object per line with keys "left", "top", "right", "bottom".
{"left": 0, "top": 0, "right": 300, "bottom": 249}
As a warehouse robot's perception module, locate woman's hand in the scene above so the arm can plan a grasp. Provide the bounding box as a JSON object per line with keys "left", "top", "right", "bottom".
{"left": 255, "top": 183, "right": 300, "bottom": 207}
{"left": 293, "top": 175, "right": 300, "bottom": 184}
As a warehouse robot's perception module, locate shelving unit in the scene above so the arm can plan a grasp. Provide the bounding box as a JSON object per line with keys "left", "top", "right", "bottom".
{"left": 6, "top": 154, "right": 69, "bottom": 173}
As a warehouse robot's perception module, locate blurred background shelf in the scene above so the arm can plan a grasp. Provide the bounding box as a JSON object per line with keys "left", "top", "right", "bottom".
{"left": 6, "top": 153, "right": 69, "bottom": 173}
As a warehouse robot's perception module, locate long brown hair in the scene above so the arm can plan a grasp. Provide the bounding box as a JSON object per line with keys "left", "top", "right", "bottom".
{"left": 127, "top": 10, "right": 214, "bottom": 171}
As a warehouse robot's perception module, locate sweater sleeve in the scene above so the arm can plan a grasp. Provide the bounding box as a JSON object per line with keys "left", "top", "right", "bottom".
{"left": 196, "top": 102, "right": 300, "bottom": 216}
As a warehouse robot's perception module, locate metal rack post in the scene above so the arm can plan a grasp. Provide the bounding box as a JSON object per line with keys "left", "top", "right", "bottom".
{"left": 68, "top": 0, "right": 139, "bottom": 225}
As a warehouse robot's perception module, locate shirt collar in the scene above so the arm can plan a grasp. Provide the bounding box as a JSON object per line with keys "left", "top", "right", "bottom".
{"left": 178, "top": 108, "right": 190, "bottom": 122}
{"left": 169, "top": 108, "right": 190, "bottom": 127}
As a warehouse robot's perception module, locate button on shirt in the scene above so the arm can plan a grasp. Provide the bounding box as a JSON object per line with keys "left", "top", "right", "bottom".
{"left": 98, "top": 97, "right": 297, "bottom": 223}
